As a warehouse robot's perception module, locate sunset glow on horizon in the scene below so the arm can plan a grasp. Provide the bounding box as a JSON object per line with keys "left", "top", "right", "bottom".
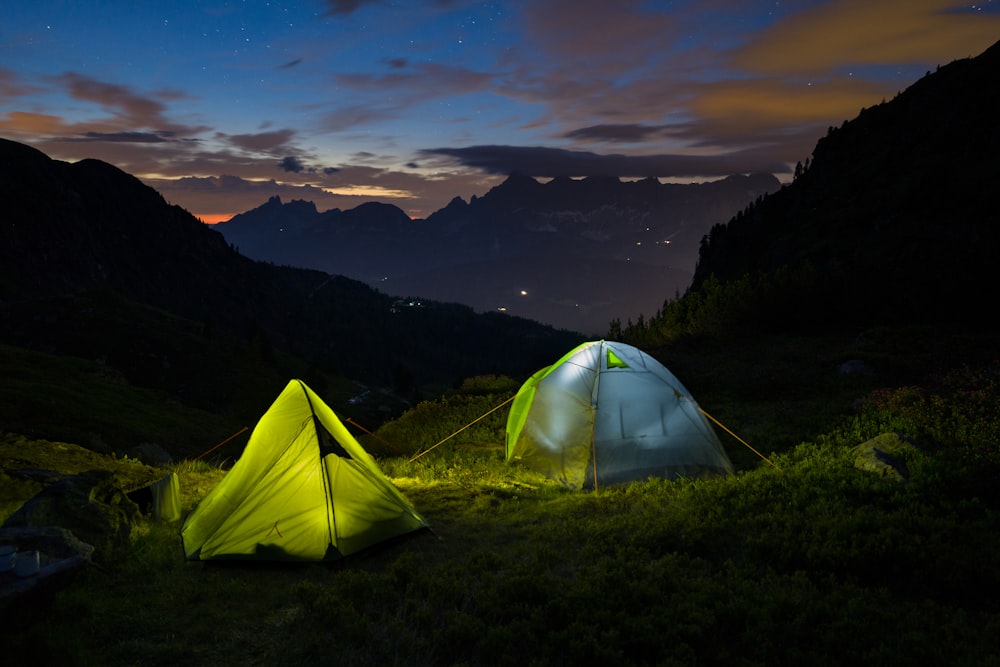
{"left": 2, "top": 1, "right": 997, "bottom": 220}
{"left": 197, "top": 213, "right": 236, "bottom": 225}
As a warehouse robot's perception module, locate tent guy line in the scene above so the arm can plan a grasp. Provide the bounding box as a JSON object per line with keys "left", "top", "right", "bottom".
{"left": 697, "top": 406, "right": 780, "bottom": 470}
{"left": 409, "top": 394, "right": 517, "bottom": 463}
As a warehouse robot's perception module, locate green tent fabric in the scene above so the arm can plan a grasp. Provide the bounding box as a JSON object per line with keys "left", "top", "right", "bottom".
{"left": 506, "top": 340, "right": 734, "bottom": 489}
{"left": 150, "top": 472, "right": 181, "bottom": 523}
{"left": 181, "top": 379, "right": 427, "bottom": 561}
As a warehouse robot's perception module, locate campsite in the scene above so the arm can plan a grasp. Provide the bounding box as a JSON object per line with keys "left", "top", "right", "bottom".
{"left": 2, "top": 38, "right": 1000, "bottom": 667}
{"left": 2, "top": 327, "right": 1000, "bottom": 665}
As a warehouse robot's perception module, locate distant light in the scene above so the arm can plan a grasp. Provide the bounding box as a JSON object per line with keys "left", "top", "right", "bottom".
{"left": 520, "top": 290, "right": 528, "bottom": 296}
{"left": 497, "top": 306, "right": 507, "bottom": 312}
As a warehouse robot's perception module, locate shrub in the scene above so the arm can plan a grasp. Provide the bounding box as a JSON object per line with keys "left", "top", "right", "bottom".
{"left": 849, "top": 361, "right": 1000, "bottom": 464}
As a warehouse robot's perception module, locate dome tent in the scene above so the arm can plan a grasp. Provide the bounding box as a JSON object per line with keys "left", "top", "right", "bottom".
{"left": 181, "top": 379, "right": 427, "bottom": 561}
{"left": 506, "top": 340, "right": 734, "bottom": 489}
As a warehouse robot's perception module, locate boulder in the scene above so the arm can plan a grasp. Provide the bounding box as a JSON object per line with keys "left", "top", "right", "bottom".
{"left": 2, "top": 469, "right": 143, "bottom": 562}
{"left": 853, "top": 433, "right": 918, "bottom": 483}
{"left": 125, "top": 442, "right": 174, "bottom": 466}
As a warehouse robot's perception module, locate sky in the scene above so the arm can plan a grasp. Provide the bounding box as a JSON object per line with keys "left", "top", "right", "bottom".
{"left": 2, "top": 1, "right": 998, "bottom": 222}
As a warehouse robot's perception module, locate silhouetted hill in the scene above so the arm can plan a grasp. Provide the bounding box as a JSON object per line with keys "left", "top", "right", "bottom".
{"left": 687, "top": 40, "right": 1000, "bottom": 332}
{"left": 216, "top": 171, "right": 779, "bottom": 334}
{"left": 0, "top": 138, "right": 584, "bottom": 445}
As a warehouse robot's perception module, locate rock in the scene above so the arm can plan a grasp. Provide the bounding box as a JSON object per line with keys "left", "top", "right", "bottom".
{"left": 853, "top": 433, "right": 918, "bottom": 483}
{"left": 2, "top": 469, "right": 143, "bottom": 562}
{"left": 125, "top": 442, "right": 174, "bottom": 466}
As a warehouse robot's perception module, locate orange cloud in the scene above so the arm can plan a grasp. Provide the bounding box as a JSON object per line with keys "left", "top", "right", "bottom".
{"left": 0, "top": 111, "right": 67, "bottom": 134}
{"left": 689, "top": 77, "right": 890, "bottom": 135}
{"left": 733, "top": 0, "right": 1000, "bottom": 74}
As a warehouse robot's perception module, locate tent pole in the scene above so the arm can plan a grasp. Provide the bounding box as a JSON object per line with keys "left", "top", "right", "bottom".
{"left": 590, "top": 427, "right": 599, "bottom": 493}
{"left": 590, "top": 347, "right": 604, "bottom": 492}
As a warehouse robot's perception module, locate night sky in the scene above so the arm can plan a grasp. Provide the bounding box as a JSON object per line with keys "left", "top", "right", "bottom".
{"left": 2, "top": 1, "right": 997, "bottom": 222}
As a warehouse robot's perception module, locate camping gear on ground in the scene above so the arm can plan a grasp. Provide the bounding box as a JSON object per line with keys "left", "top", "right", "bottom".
{"left": 506, "top": 340, "right": 734, "bottom": 489}
{"left": 150, "top": 472, "right": 181, "bottom": 522}
{"left": 181, "top": 379, "right": 427, "bottom": 561}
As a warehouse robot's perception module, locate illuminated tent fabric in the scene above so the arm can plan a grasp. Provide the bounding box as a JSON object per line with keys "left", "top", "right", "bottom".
{"left": 181, "top": 379, "right": 427, "bottom": 561}
{"left": 506, "top": 340, "right": 734, "bottom": 489}
{"left": 150, "top": 472, "right": 181, "bottom": 522}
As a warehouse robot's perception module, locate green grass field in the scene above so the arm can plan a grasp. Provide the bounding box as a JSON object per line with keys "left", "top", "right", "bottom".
{"left": 2, "top": 330, "right": 999, "bottom": 666}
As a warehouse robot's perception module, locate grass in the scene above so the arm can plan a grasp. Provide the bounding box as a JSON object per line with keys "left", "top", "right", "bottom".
{"left": 2, "top": 328, "right": 1000, "bottom": 665}
{"left": 7, "top": 440, "right": 998, "bottom": 666}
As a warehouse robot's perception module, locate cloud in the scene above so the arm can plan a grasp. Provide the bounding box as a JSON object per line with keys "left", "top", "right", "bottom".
{"left": 321, "top": 0, "right": 460, "bottom": 17}
{"left": 53, "top": 72, "right": 170, "bottom": 127}
{"left": 0, "top": 111, "right": 69, "bottom": 134}
{"left": 562, "top": 124, "right": 668, "bottom": 143}
{"left": 0, "top": 68, "right": 41, "bottom": 97}
{"left": 731, "top": 0, "right": 1000, "bottom": 74}
{"left": 419, "top": 145, "right": 790, "bottom": 179}
{"left": 320, "top": 105, "right": 400, "bottom": 132}
{"left": 674, "top": 75, "right": 891, "bottom": 145}
{"left": 279, "top": 156, "right": 306, "bottom": 172}
{"left": 279, "top": 154, "right": 341, "bottom": 175}
{"left": 322, "top": 0, "right": 382, "bottom": 16}
{"left": 75, "top": 131, "right": 172, "bottom": 143}
{"left": 335, "top": 62, "right": 495, "bottom": 98}
{"left": 4, "top": 73, "right": 208, "bottom": 142}
{"left": 520, "top": 0, "right": 678, "bottom": 67}
{"left": 221, "top": 129, "right": 297, "bottom": 153}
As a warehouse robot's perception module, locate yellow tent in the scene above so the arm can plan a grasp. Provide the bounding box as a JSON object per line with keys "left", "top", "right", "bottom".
{"left": 181, "top": 380, "right": 427, "bottom": 561}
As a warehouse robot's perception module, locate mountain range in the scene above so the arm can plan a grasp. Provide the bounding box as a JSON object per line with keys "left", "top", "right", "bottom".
{"left": 0, "top": 137, "right": 584, "bottom": 451}
{"left": 1, "top": 39, "right": 998, "bottom": 456}
{"left": 216, "top": 172, "right": 780, "bottom": 334}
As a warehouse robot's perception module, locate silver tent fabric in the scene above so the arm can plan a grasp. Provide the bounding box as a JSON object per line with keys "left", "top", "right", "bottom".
{"left": 507, "top": 341, "right": 734, "bottom": 488}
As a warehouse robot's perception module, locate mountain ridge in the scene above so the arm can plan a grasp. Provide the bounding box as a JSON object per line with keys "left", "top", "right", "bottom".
{"left": 216, "top": 171, "right": 780, "bottom": 333}
{"left": 0, "top": 136, "right": 585, "bottom": 438}
{"left": 637, "top": 39, "right": 1000, "bottom": 339}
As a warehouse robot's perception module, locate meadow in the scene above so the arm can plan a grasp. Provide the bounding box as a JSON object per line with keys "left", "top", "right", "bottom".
{"left": 2, "top": 330, "right": 999, "bottom": 666}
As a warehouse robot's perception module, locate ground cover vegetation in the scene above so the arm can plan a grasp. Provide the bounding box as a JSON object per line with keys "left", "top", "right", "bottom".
{"left": 2, "top": 327, "right": 998, "bottom": 666}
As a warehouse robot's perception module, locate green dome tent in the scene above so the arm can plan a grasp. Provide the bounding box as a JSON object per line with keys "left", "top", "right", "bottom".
{"left": 181, "top": 379, "right": 427, "bottom": 561}
{"left": 506, "top": 340, "right": 734, "bottom": 489}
